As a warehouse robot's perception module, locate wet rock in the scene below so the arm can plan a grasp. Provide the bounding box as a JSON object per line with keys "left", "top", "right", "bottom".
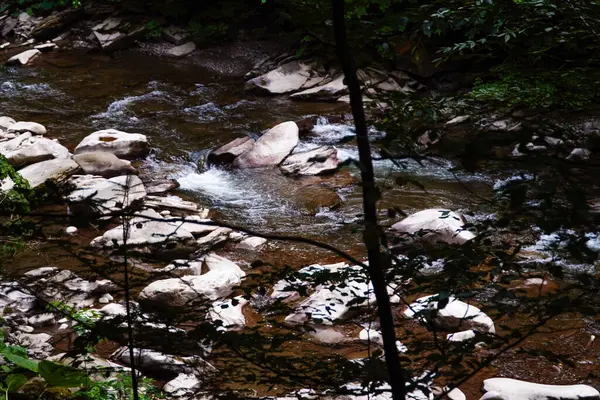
{"left": 27, "top": 313, "right": 55, "bottom": 328}
{"left": 164, "top": 373, "right": 201, "bottom": 397}
{"left": 194, "top": 227, "right": 232, "bottom": 252}
{"left": 233, "top": 121, "right": 299, "bottom": 168}
{"left": 66, "top": 174, "right": 146, "bottom": 217}
{"left": 7, "top": 121, "right": 46, "bottom": 135}
{"left": 162, "top": 26, "right": 191, "bottom": 45}
{"left": 145, "top": 179, "right": 180, "bottom": 195}
{"left": 112, "top": 347, "right": 215, "bottom": 376}
{"left": 446, "top": 115, "right": 470, "bottom": 125}
{"left": 144, "top": 195, "right": 201, "bottom": 212}
{"left": 207, "top": 296, "right": 247, "bottom": 332}
{"left": 33, "top": 43, "right": 58, "bottom": 52}
{"left": 433, "top": 387, "right": 466, "bottom": 400}
{"left": 31, "top": 9, "right": 82, "bottom": 41}
{"left": 280, "top": 145, "right": 340, "bottom": 175}
{"left": 7, "top": 49, "right": 41, "bottom": 66}
{"left": 295, "top": 116, "right": 316, "bottom": 134}
{"left": 138, "top": 253, "right": 245, "bottom": 307}
{"left": 92, "top": 17, "right": 145, "bottom": 51}
{"left": 566, "top": 148, "right": 591, "bottom": 162}
{"left": 291, "top": 75, "right": 348, "bottom": 102}
{"left": 236, "top": 236, "right": 267, "bottom": 250}
{"left": 404, "top": 294, "right": 495, "bottom": 333}
{"left": 0, "top": 133, "right": 70, "bottom": 167}
{"left": 74, "top": 129, "right": 149, "bottom": 159}
{"left": 298, "top": 185, "right": 342, "bottom": 213}
{"left": 446, "top": 329, "right": 476, "bottom": 342}
{"left": 481, "top": 378, "right": 600, "bottom": 400}
{"left": 153, "top": 259, "right": 203, "bottom": 278}
{"left": 167, "top": 41, "right": 196, "bottom": 58}
{"left": 12, "top": 332, "right": 53, "bottom": 359}
{"left": 207, "top": 136, "right": 255, "bottom": 166}
{"left": 0, "top": 116, "right": 16, "bottom": 129}
{"left": 245, "top": 61, "right": 326, "bottom": 95}
{"left": 73, "top": 152, "right": 137, "bottom": 177}
{"left": 19, "top": 158, "right": 79, "bottom": 188}
{"left": 390, "top": 209, "right": 475, "bottom": 245}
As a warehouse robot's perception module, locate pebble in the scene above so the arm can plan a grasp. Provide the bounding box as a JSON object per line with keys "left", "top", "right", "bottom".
{"left": 66, "top": 226, "right": 78, "bottom": 235}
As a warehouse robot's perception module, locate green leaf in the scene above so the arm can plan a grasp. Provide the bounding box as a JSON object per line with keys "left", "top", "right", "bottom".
{"left": 6, "top": 374, "right": 27, "bottom": 392}
{"left": 1, "top": 346, "right": 38, "bottom": 372}
{"left": 38, "top": 361, "right": 88, "bottom": 388}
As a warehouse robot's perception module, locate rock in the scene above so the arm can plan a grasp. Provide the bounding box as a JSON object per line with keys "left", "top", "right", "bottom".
{"left": 17, "top": 326, "right": 35, "bottom": 333}
{"left": 74, "top": 129, "right": 149, "bottom": 159}
{"left": 24, "top": 267, "right": 57, "bottom": 279}
{"left": 92, "top": 17, "right": 146, "bottom": 51}
{"left": 291, "top": 75, "right": 348, "bottom": 102}
{"left": 27, "top": 313, "right": 55, "bottom": 328}
{"left": 162, "top": 26, "right": 190, "bottom": 45}
{"left": 19, "top": 158, "right": 79, "bottom": 188}
{"left": 311, "top": 328, "right": 348, "bottom": 344}
{"left": 0, "top": 133, "right": 70, "bottom": 167}
{"left": 481, "top": 378, "right": 600, "bottom": 400}
{"left": 167, "top": 41, "right": 196, "bottom": 58}
{"left": 18, "top": 12, "right": 31, "bottom": 23}
{"left": 544, "top": 136, "right": 564, "bottom": 147}
{"left": 164, "top": 373, "right": 201, "bottom": 397}
{"left": 280, "top": 145, "right": 340, "bottom": 175}
{"left": 73, "top": 152, "right": 137, "bottom": 177}
{"left": 298, "top": 185, "right": 342, "bottom": 213}
{"left": 446, "top": 115, "right": 470, "bottom": 125}
{"left": 359, "top": 328, "right": 383, "bottom": 345}
{"left": 233, "top": 122, "right": 299, "bottom": 168}
{"left": 0, "top": 116, "right": 16, "bottom": 129}
{"left": 33, "top": 43, "right": 58, "bottom": 52}
{"left": 0, "top": 177, "right": 15, "bottom": 192}
{"left": 207, "top": 296, "right": 248, "bottom": 332}
{"left": 31, "top": 9, "right": 82, "bottom": 41}
{"left": 207, "top": 137, "right": 255, "bottom": 166}
{"left": 404, "top": 294, "right": 495, "bottom": 333}
{"left": 153, "top": 259, "right": 203, "bottom": 278}
{"left": 0, "top": 43, "right": 9, "bottom": 49}
{"left": 525, "top": 142, "right": 547, "bottom": 152}
{"left": 566, "top": 148, "right": 591, "bottom": 162}
{"left": 13, "top": 332, "right": 53, "bottom": 359}
{"left": 65, "top": 226, "right": 78, "bottom": 235}
{"left": 6, "top": 49, "right": 41, "bottom": 66}
{"left": 138, "top": 253, "right": 245, "bottom": 307}
{"left": 433, "top": 387, "right": 466, "bottom": 400}
{"left": 0, "top": 282, "right": 37, "bottom": 313}
{"left": 1, "top": 18, "right": 18, "bottom": 37}
{"left": 390, "top": 209, "right": 475, "bottom": 245}
{"left": 144, "top": 179, "right": 180, "bottom": 195}
{"left": 447, "top": 330, "right": 476, "bottom": 342}
{"left": 144, "top": 195, "right": 200, "bottom": 212}
{"left": 66, "top": 175, "right": 147, "bottom": 217}
{"left": 245, "top": 61, "right": 327, "bottom": 95}
{"left": 112, "top": 347, "right": 215, "bottom": 376}
{"left": 98, "top": 294, "right": 113, "bottom": 304}
{"left": 236, "top": 236, "right": 267, "bottom": 250}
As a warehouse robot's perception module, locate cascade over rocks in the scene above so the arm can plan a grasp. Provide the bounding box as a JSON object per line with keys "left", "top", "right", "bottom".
{"left": 481, "top": 378, "right": 600, "bottom": 400}
{"left": 245, "top": 61, "right": 327, "bottom": 95}
{"left": 74, "top": 129, "right": 149, "bottom": 159}
{"left": 233, "top": 121, "right": 299, "bottom": 168}
{"left": 391, "top": 209, "right": 476, "bottom": 245}
{"left": 280, "top": 145, "right": 340, "bottom": 175}
{"left": 73, "top": 152, "right": 137, "bottom": 177}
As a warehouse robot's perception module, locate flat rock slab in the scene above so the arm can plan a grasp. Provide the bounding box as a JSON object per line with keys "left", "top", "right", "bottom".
{"left": 291, "top": 75, "right": 348, "bottom": 102}
{"left": 280, "top": 145, "right": 340, "bottom": 175}
{"left": 0, "top": 133, "right": 70, "bottom": 167}
{"left": 18, "top": 158, "right": 79, "bottom": 188}
{"left": 7, "top": 49, "right": 41, "bottom": 66}
{"left": 167, "top": 42, "right": 196, "bottom": 58}
{"left": 245, "top": 61, "right": 326, "bottom": 95}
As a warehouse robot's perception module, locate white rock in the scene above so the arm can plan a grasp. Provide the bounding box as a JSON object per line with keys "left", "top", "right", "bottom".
{"left": 27, "top": 313, "right": 55, "bottom": 327}
{"left": 164, "top": 373, "right": 201, "bottom": 396}
{"left": 7, "top": 121, "right": 46, "bottom": 135}
{"left": 24, "top": 267, "right": 57, "bottom": 279}
{"left": 566, "top": 148, "right": 592, "bottom": 162}
{"left": 359, "top": 328, "right": 383, "bottom": 345}
{"left": 65, "top": 226, "right": 78, "bottom": 235}
{"left": 404, "top": 294, "right": 495, "bottom": 333}
{"left": 391, "top": 209, "right": 475, "bottom": 245}
{"left": 236, "top": 236, "right": 267, "bottom": 250}
{"left": 66, "top": 174, "right": 146, "bottom": 217}
{"left": 73, "top": 152, "right": 137, "bottom": 177}
{"left": 91, "top": 17, "right": 145, "bottom": 51}
{"left": 0, "top": 43, "right": 10, "bottom": 50}
{"left": 0, "top": 117, "right": 16, "bottom": 129}
{"left": 153, "top": 259, "right": 203, "bottom": 278}
{"left": 482, "top": 378, "right": 600, "bottom": 400}
{"left": 18, "top": 12, "right": 31, "bottom": 22}
{"left": 245, "top": 61, "right": 326, "bottom": 95}
{"left": 446, "top": 115, "right": 470, "bottom": 125}
{"left": 74, "top": 129, "right": 149, "bottom": 159}
{"left": 58, "top": 323, "right": 69, "bottom": 330}
{"left": 280, "top": 145, "right": 340, "bottom": 175}
{"left": 144, "top": 195, "right": 198, "bottom": 212}
{"left": 291, "top": 75, "right": 348, "bottom": 101}
{"left": 34, "top": 43, "right": 58, "bottom": 51}
{"left": 208, "top": 296, "right": 248, "bottom": 332}
{"left": 138, "top": 253, "right": 245, "bottom": 307}
{"left": 99, "top": 293, "right": 113, "bottom": 304}
{"left": 98, "top": 303, "right": 127, "bottom": 317}
{"left": 207, "top": 137, "right": 255, "bottom": 165}
{"left": 17, "top": 325, "right": 34, "bottom": 333}
{"left": 447, "top": 330, "right": 476, "bottom": 342}
{"left": 7, "top": 49, "right": 41, "bottom": 66}
{"left": 233, "top": 121, "right": 299, "bottom": 168}
{"left": 19, "top": 158, "right": 79, "bottom": 188}
{"left": 433, "top": 387, "right": 466, "bottom": 400}
{"left": 195, "top": 227, "right": 232, "bottom": 251}
{"left": 0, "top": 133, "right": 70, "bottom": 167}
{"left": 167, "top": 41, "right": 196, "bottom": 58}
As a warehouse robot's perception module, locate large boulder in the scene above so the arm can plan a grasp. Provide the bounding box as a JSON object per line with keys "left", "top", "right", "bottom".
{"left": 280, "top": 146, "right": 340, "bottom": 175}
{"left": 138, "top": 253, "right": 245, "bottom": 307}
{"left": 7, "top": 49, "right": 41, "bottom": 66}
{"left": 0, "top": 133, "right": 70, "bottom": 167}
{"left": 207, "top": 137, "right": 255, "bottom": 166}
{"left": 232, "top": 122, "right": 299, "bottom": 168}
{"left": 207, "top": 296, "right": 248, "bottom": 332}
{"left": 66, "top": 175, "right": 146, "bottom": 217}
{"left": 390, "top": 209, "right": 475, "bottom": 245}
{"left": 74, "top": 129, "right": 149, "bottom": 159}
{"left": 404, "top": 294, "right": 495, "bottom": 333}
{"left": 92, "top": 17, "right": 146, "bottom": 51}
{"left": 18, "top": 158, "right": 80, "bottom": 188}
{"left": 290, "top": 75, "right": 348, "bottom": 102}
{"left": 73, "top": 152, "right": 137, "bottom": 177}
{"left": 245, "top": 61, "right": 327, "bottom": 95}
{"left": 7, "top": 121, "right": 46, "bottom": 135}
{"left": 481, "top": 378, "right": 600, "bottom": 400}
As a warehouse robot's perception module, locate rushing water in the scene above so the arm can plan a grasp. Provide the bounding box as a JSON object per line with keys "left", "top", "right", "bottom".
{"left": 0, "top": 49, "right": 493, "bottom": 254}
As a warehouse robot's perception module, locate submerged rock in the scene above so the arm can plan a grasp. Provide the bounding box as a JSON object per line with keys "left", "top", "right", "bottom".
{"left": 280, "top": 145, "right": 340, "bottom": 175}
{"left": 19, "top": 158, "right": 80, "bottom": 188}
{"left": 0, "top": 133, "right": 70, "bottom": 167}
{"left": 7, "top": 49, "right": 41, "bottom": 66}
{"left": 404, "top": 294, "right": 495, "bottom": 333}
{"left": 391, "top": 209, "right": 475, "bottom": 245}
{"left": 74, "top": 129, "right": 149, "bottom": 159}
{"left": 233, "top": 121, "right": 299, "bottom": 168}
{"left": 207, "top": 136, "right": 255, "bottom": 166}
{"left": 481, "top": 378, "right": 600, "bottom": 400}
{"left": 245, "top": 61, "right": 326, "bottom": 95}
{"left": 73, "top": 152, "right": 137, "bottom": 177}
